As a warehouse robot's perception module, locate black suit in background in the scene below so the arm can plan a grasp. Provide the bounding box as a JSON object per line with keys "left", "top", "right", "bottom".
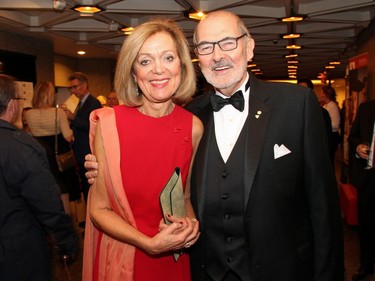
{"left": 185, "top": 73, "right": 344, "bottom": 281}
{"left": 0, "top": 119, "right": 78, "bottom": 281}
{"left": 71, "top": 94, "right": 102, "bottom": 202}
{"left": 349, "top": 100, "right": 375, "bottom": 274}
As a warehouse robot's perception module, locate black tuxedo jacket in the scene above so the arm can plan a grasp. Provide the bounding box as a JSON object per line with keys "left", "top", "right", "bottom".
{"left": 185, "top": 73, "right": 344, "bottom": 281}
{"left": 71, "top": 94, "right": 102, "bottom": 166}
{"left": 349, "top": 100, "right": 375, "bottom": 187}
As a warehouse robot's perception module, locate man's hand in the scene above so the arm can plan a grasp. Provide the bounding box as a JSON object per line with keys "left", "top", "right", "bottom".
{"left": 84, "top": 154, "right": 98, "bottom": 185}
{"left": 356, "top": 144, "right": 370, "bottom": 160}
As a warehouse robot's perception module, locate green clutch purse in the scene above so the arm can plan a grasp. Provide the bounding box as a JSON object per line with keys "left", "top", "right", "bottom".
{"left": 159, "top": 167, "right": 186, "bottom": 261}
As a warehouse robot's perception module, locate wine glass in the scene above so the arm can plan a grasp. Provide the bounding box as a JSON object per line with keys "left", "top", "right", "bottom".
{"left": 363, "top": 141, "right": 372, "bottom": 170}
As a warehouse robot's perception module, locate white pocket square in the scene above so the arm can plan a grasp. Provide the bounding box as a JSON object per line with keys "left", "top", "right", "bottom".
{"left": 273, "top": 144, "right": 291, "bottom": 159}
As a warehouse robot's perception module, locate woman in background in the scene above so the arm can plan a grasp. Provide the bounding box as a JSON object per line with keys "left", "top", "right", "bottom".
{"left": 321, "top": 85, "right": 341, "bottom": 163}
{"left": 26, "top": 81, "right": 81, "bottom": 212}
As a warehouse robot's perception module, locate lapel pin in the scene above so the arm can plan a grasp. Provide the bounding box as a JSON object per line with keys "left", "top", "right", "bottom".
{"left": 255, "top": 110, "right": 262, "bottom": 119}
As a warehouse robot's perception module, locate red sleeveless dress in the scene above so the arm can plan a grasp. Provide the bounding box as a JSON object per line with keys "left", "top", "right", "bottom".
{"left": 114, "top": 105, "right": 193, "bottom": 281}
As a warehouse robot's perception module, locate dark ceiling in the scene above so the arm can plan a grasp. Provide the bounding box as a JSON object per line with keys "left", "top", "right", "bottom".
{"left": 0, "top": 0, "right": 374, "bottom": 79}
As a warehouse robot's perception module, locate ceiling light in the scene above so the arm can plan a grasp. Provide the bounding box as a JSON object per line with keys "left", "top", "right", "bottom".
{"left": 286, "top": 44, "right": 301, "bottom": 49}
{"left": 325, "top": 65, "right": 335, "bottom": 69}
{"left": 247, "top": 63, "right": 257, "bottom": 68}
{"left": 77, "top": 51, "right": 86, "bottom": 55}
{"left": 121, "top": 27, "right": 135, "bottom": 35}
{"left": 73, "top": 5, "right": 103, "bottom": 14}
{"left": 191, "top": 58, "right": 199, "bottom": 63}
{"left": 281, "top": 33, "right": 301, "bottom": 39}
{"left": 284, "top": 53, "right": 298, "bottom": 58}
{"left": 281, "top": 15, "right": 306, "bottom": 22}
{"left": 329, "top": 61, "right": 341, "bottom": 65}
{"left": 188, "top": 11, "right": 206, "bottom": 20}
{"left": 287, "top": 60, "right": 299, "bottom": 64}
{"left": 288, "top": 65, "right": 298, "bottom": 69}
{"left": 251, "top": 68, "right": 261, "bottom": 72}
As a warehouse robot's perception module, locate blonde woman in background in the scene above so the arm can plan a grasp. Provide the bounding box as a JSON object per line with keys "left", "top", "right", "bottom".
{"left": 26, "top": 81, "right": 81, "bottom": 212}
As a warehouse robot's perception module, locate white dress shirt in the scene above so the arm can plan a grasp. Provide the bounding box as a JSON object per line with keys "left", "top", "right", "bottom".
{"left": 214, "top": 74, "right": 250, "bottom": 162}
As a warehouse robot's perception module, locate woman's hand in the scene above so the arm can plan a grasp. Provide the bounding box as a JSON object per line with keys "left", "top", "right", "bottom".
{"left": 153, "top": 215, "right": 200, "bottom": 254}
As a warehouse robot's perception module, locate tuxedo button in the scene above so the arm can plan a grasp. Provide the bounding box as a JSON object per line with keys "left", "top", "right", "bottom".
{"left": 221, "top": 171, "right": 227, "bottom": 177}
{"left": 224, "top": 214, "right": 230, "bottom": 220}
{"left": 222, "top": 193, "right": 229, "bottom": 200}
{"left": 227, "top": 257, "right": 233, "bottom": 263}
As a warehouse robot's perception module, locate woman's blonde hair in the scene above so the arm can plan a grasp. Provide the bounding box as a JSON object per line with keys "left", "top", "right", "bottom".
{"left": 115, "top": 18, "right": 196, "bottom": 106}
{"left": 32, "top": 81, "right": 55, "bottom": 108}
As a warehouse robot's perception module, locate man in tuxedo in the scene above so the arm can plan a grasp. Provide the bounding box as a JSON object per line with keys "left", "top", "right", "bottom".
{"left": 0, "top": 74, "right": 78, "bottom": 280}
{"left": 84, "top": 11, "right": 344, "bottom": 281}
{"left": 349, "top": 100, "right": 375, "bottom": 280}
{"left": 65, "top": 72, "right": 102, "bottom": 202}
{"left": 184, "top": 10, "right": 343, "bottom": 281}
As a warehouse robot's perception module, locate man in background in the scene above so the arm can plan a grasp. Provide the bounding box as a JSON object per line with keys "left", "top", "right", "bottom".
{"left": 106, "top": 91, "right": 120, "bottom": 107}
{"left": 64, "top": 72, "right": 102, "bottom": 202}
{"left": 0, "top": 74, "right": 78, "bottom": 281}
{"left": 349, "top": 100, "right": 375, "bottom": 281}
{"left": 298, "top": 78, "right": 333, "bottom": 154}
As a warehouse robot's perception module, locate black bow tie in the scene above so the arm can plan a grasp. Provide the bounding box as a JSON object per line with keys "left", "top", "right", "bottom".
{"left": 211, "top": 90, "right": 245, "bottom": 112}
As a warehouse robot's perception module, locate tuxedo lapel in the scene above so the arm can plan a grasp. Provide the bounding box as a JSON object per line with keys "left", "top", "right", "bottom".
{"left": 243, "top": 79, "right": 272, "bottom": 209}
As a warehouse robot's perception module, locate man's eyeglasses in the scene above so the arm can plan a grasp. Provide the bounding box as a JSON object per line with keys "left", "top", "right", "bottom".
{"left": 195, "top": 33, "right": 248, "bottom": 55}
{"left": 69, "top": 84, "right": 81, "bottom": 90}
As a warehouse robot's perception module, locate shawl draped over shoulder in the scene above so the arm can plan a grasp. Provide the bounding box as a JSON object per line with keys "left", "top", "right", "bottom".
{"left": 82, "top": 107, "right": 136, "bottom": 281}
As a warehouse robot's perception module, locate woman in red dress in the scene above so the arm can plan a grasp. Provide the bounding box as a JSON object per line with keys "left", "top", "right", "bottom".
{"left": 82, "top": 18, "right": 203, "bottom": 281}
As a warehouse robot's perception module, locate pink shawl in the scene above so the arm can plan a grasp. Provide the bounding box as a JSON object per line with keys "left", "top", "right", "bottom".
{"left": 82, "top": 107, "right": 136, "bottom": 281}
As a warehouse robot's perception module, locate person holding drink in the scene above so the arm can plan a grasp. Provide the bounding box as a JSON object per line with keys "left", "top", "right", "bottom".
{"left": 349, "top": 100, "right": 375, "bottom": 280}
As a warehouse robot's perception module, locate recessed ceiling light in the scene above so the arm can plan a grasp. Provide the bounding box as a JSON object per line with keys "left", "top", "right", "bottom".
{"left": 282, "top": 33, "right": 301, "bottom": 39}
{"left": 121, "top": 27, "right": 135, "bottom": 35}
{"left": 280, "top": 15, "right": 306, "bottom": 22}
{"left": 188, "top": 11, "right": 206, "bottom": 20}
{"left": 77, "top": 51, "right": 86, "bottom": 55}
{"left": 286, "top": 44, "right": 302, "bottom": 49}
{"left": 284, "top": 53, "right": 298, "bottom": 58}
{"left": 73, "top": 5, "right": 103, "bottom": 14}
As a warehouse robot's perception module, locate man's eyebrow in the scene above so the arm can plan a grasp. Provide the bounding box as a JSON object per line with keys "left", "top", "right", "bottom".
{"left": 196, "top": 36, "right": 234, "bottom": 45}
